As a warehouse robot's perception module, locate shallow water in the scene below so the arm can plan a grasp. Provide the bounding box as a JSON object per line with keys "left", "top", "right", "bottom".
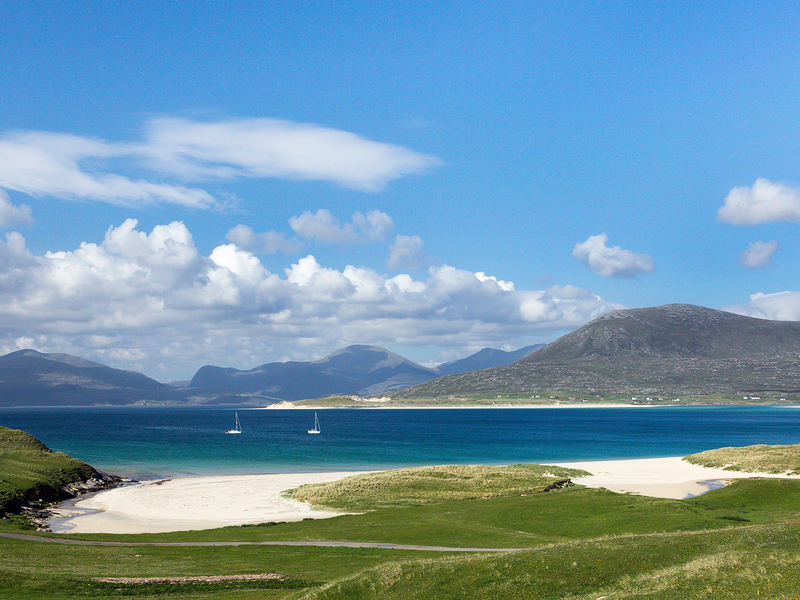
{"left": 2, "top": 404, "right": 800, "bottom": 479}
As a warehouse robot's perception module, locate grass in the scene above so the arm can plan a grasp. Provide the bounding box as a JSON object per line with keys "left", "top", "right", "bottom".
{"left": 289, "top": 463, "right": 590, "bottom": 510}
{"left": 5, "top": 437, "right": 800, "bottom": 598}
{"left": 4, "top": 478, "right": 800, "bottom": 598}
{"left": 0, "top": 426, "right": 97, "bottom": 515}
{"left": 685, "top": 444, "right": 800, "bottom": 474}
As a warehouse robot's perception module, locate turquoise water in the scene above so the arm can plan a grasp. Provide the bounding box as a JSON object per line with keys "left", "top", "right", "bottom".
{"left": 2, "top": 405, "right": 800, "bottom": 479}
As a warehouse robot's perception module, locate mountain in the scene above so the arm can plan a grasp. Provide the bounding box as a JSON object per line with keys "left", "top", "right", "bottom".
{"left": 190, "top": 345, "right": 439, "bottom": 401}
{"left": 392, "top": 304, "right": 800, "bottom": 397}
{"left": 0, "top": 350, "right": 178, "bottom": 406}
{"left": 435, "top": 344, "right": 545, "bottom": 376}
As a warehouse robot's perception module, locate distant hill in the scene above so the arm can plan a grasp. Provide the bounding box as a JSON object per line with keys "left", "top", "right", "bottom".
{"left": 435, "top": 344, "right": 544, "bottom": 376}
{"left": 0, "top": 350, "right": 178, "bottom": 406}
{"left": 190, "top": 345, "right": 439, "bottom": 400}
{"left": 0, "top": 342, "right": 546, "bottom": 406}
{"left": 392, "top": 304, "right": 800, "bottom": 397}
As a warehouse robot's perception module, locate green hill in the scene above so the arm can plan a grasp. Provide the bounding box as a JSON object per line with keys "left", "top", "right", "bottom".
{"left": 0, "top": 426, "right": 116, "bottom": 516}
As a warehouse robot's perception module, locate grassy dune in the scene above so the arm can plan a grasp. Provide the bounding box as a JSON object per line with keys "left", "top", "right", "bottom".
{"left": 290, "top": 463, "right": 590, "bottom": 510}
{"left": 0, "top": 426, "right": 97, "bottom": 516}
{"left": 684, "top": 444, "right": 800, "bottom": 474}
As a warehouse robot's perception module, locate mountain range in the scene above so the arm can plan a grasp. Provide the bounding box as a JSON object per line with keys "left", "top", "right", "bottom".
{"left": 0, "top": 344, "right": 542, "bottom": 406}
{"left": 393, "top": 304, "right": 800, "bottom": 398}
{"left": 4, "top": 304, "right": 800, "bottom": 406}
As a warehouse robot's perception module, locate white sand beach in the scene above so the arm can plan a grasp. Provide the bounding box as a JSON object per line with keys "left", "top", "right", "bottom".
{"left": 48, "top": 458, "right": 798, "bottom": 534}
{"left": 49, "top": 471, "right": 371, "bottom": 534}
{"left": 552, "top": 456, "right": 796, "bottom": 499}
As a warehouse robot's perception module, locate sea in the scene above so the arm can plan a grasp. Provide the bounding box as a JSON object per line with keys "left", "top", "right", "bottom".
{"left": 1, "top": 405, "right": 800, "bottom": 480}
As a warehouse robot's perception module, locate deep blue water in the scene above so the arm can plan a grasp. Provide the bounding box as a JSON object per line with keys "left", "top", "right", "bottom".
{"left": 2, "top": 405, "right": 800, "bottom": 479}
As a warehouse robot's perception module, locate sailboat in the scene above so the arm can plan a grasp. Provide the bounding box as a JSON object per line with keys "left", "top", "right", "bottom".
{"left": 308, "top": 412, "right": 320, "bottom": 434}
{"left": 226, "top": 412, "right": 242, "bottom": 434}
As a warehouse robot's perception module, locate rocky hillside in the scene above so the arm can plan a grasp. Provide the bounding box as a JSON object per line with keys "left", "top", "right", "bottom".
{"left": 392, "top": 304, "right": 800, "bottom": 397}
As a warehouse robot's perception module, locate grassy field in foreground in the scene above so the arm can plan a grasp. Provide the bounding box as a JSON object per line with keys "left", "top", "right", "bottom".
{"left": 3, "top": 442, "right": 800, "bottom": 598}
{"left": 3, "top": 478, "right": 800, "bottom": 598}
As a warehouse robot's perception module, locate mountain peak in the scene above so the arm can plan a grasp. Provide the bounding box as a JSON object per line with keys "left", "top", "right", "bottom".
{"left": 395, "top": 304, "right": 800, "bottom": 397}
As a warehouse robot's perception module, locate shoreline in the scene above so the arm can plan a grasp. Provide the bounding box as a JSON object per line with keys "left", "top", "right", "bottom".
{"left": 47, "top": 457, "right": 800, "bottom": 535}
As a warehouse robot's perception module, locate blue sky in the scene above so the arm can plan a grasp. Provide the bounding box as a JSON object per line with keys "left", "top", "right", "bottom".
{"left": 1, "top": 1, "right": 800, "bottom": 381}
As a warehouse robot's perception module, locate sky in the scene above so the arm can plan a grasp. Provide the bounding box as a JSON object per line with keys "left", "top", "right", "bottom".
{"left": 1, "top": 1, "right": 800, "bottom": 382}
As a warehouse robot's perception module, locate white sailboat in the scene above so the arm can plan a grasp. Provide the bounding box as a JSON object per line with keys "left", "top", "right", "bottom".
{"left": 226, "top": 412, "right": 242, "bottom": 434}
{"left": 308, "top": 412, "right": 320, "bottom": 434}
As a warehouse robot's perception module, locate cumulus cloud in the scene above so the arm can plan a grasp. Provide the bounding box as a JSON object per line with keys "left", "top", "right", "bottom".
{"left": 739, "top": 240, "right": 778, "bottom": 269}
{"left": 0, "top": 189, "right": 33, "bottom": 227}
{"left": 717, "top": 178, "right": 800, "bottom": 225}
{"left": 572, "top": 233, "right": 655, "bottom": 278}
{"left": 226, "top": 224, "right": 303, "bottom": 254}
{"left": 289, "top": 209, "right": 395, "bottom": 244}
{"left": 725, "top": 291, "right": 800, "bottom": 322}
{"left": 387, "top": 235, "right": 428, "bottom": 271}
{"left": 0, "top": 220, "right": 621, "bottom": 380}
{"left": 0, "top": 118, "right": 442, "bottom": 209}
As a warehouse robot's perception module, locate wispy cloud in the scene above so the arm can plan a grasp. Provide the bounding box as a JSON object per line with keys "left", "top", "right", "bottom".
{"left": 0, "top": 220, "right": 620, "bottom": 379}
{"left": 145, "top": 117, "right": 443, "bottom": 192}
{"left": 0, "top": 117, "right": 443, "bottom": 210}
{"left": 572, "top": 233, "right": 654, "bottom": 279}
{"left": 718, "top": 178, "right": 800, "bottom": 225}
{"left": 739, "top": 240, "right": 778, "bottom": 269}
{"left": 0, "top": 131, "right": 218, "bottom": 209}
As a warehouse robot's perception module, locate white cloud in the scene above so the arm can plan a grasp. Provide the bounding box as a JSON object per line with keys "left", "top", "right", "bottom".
{"left": 144, "top": 117, "right": 442, "bottom": 192}
{"left": 0, "top": 189, "right": 34, "bottom": 227}
{"left": 387, "top": 235, "right": 428, "bottom": 271}
{"left": 725, "top": 291, "right": 800, "bottom": 322}
{"left": 289, "top": 209, "right": 395, "bottom": 244}
{"left": 0, "top": 131, "right": 219, "bottom": 209}
{"left": 572, "top": 233, "right": 654, "bottom": 278}
{"left": 0, "top": 117, "right": 442, "bottom": 209}
{"left": 717, "top": 178, "right": 800, "bottom": 225}
{"left": 0, "top": 220, "right": 621, "bottom": 380}
{"left": 226, "top": 224, "right": 303, "bottom": 254}
{"left": 739, "top": 240, "right": 778, "bottom": 269}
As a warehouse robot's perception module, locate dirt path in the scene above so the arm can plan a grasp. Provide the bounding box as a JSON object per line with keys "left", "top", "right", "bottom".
{"left": 0, "top": 531, "right": 523, "bottom": 552}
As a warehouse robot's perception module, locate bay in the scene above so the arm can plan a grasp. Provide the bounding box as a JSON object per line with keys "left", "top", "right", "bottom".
{"left": 1, "top": 405, "right": 800, "bottom": 479}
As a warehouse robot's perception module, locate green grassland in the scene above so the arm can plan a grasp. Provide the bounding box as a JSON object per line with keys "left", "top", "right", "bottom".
{"left": 290, "top": 463, "right": 590, "bottom": 510}
{"left": 0, "top": 426, "right": 98, "bottom": 516}
{"left": 3, "top": 437, "right": 800, "bottom": 598}
{"left": 685, "top": 444, "right": 800, "bottom": 474}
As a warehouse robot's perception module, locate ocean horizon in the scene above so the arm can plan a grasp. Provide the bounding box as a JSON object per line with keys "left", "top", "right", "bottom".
{"left": 2, "top": 404, "right": 799, "bottom": 480}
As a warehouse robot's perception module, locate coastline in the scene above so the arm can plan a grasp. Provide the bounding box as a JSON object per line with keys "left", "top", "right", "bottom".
{"left": 47, "top": 457, "right": 800, "bottom": 535}
{"left": 49, "top": 471, "right": 373, "bottom": 534}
